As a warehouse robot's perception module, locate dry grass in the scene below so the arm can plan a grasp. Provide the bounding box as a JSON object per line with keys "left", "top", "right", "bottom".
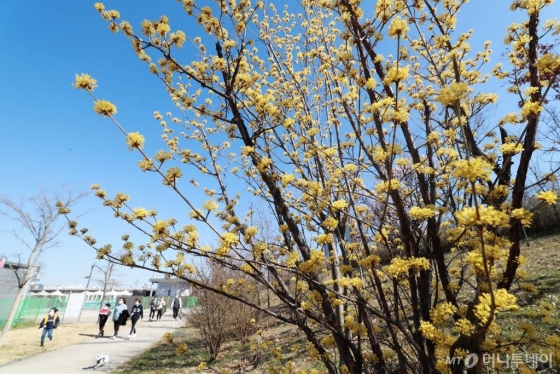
{"left": 0, "top": 322, "right": 97, "bottom": 365}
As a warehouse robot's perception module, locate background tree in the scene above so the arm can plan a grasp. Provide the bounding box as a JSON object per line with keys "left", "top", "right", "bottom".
{"left": 0, "top": 189, "right": 85, "bottom": 348}
{"left": 88, "top": 260, "right": 118, "bottom": 309}
{"left": 69, "top": 1, "right": 560, "bottom": 373}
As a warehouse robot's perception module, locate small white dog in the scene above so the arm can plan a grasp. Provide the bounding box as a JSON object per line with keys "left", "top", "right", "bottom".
{"left": 92, "top": 354, "right": 110, "bottom": 370}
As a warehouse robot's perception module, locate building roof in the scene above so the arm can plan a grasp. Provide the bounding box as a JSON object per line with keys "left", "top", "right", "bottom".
{"left": 149, "top": 278, "right": 190, "bottom": 284}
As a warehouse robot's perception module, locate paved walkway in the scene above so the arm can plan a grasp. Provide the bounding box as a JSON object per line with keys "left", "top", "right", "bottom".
{"left": 0, "top": 317, "right": 180, "bottom": 373}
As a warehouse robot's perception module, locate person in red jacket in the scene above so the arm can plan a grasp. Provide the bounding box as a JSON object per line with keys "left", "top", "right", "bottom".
{"left": 38, "top": 308, "right": 60, "bottom": 347}
{"left": 97, "top": 303, "right": 112, "bottom": 338}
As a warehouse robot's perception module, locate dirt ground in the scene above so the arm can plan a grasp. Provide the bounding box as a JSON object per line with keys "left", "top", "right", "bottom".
{"left": 0, "top": 322, "right": 99, "bottom": 366}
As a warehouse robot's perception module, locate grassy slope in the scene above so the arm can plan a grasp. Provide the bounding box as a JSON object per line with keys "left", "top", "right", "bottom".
{"left": 113, "top": 232, "right": 560, "bottom": 373}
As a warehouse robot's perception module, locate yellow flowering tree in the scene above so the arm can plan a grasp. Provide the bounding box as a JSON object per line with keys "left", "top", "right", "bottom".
{"left": 68, "top": 1, "right": 560, "bottom": 373}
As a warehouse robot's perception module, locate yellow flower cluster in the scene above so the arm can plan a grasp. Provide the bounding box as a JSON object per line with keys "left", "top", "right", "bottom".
{"left": 452, "top": 157, "right": 493, "bottom": 182}
{"left": 93, "top": 100, "right": 117, "bottom": 117}
{"left": 73, "top": 73, "right": 97, "bottom": 90}
{"left": 435, "top": 82, "right": 471, "bottom": 106}
{"left": 343, "top": 315, "right": 367, "bottom": 336}
{"left": 126, "top": 132, "right": 145, "bottom": 149}
{"left": 454, "top": 318, "right": 474, "bottom": 336}
{"left": 520, "top": 100, "right": 543, "bottom": 118}
{"left": 298, "top": 250, "right": 325, "bottom": 273}
{"left": 409, "top": 205, "right": 438, "bottom": 221}
{"left": 386, "top": 257, "right": 430, "bottom": 278}
{"left": 536, "top": 190, "right": 558, "bottom": 205}
{"left": 337, "top": 277, "right": 363, "bottom": 289}
{"left": 374, "top": 179, "right": 402, "bottom": 194}
{"left": 474, "top": 289, "right": 518, "bottom": 325}
{"left": 535, "top": 53, "right": 560, "bottom": 74}
{"left": 511, "top": 208, "right": 533, "bottom": 226}
{"left": 285, "top": 251, "right": 300, "bottom": 268}
{"left": 500, "top": 142, "right": 524, "bottom": 155}
{"left": 220, "top": 232, "right": 239, "bottom": 246}
{"left": 430, "top": 302, "right": 457, "bottom": 326}
{"left": 133, "top": 207, "right": 150, "bottom": 219}
{"left": 383, "top": 64, "right": 409, "bottom": 85}
{"left": 314, "top": 233, "right": 334, "bottom": 244}
{"left": 322, "top": 216, "right": 339, "bottom": 231}
{"left": 202, "top": 200, "right": 218, "bottom": 211}
{"left": 331, "top": 199, "right": 348, "bottom": 210}
{"left": 455, "top": 206, "right": 509, "bottom": 228}
{"left": 388, "top": 18, "right": 408, "bottom": 38}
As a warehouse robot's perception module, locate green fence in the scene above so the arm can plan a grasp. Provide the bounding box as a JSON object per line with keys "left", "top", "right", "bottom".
{"left": 0, "top": 297, "right": 68, "bottom": 328}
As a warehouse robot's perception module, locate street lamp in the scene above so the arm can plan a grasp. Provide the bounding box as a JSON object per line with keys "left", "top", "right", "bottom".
{"left": 85, "top": 259, "right": 97, "bottom": 289}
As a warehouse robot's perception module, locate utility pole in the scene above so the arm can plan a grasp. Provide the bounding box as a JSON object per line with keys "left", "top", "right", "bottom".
{"left": 85, "top": 259, "right": 97, "bottom": 289}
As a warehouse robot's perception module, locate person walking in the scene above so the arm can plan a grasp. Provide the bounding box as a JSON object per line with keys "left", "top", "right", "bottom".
{"left": 148, "top": 296, "right": 158, "bottom": 322}
{"left": 156, "top": 297, "right": 166, "bottom": 321}
{"left": 38, "top": 308, "right": 60, "bottom": 347}
{"left": 97, "top": 303, "right": 111, "bottom": 338}
{"left": 126, "top": 298, "right": 143, "bottom": 339}
{"left": 172, "top": 295, "right": 182, "bottom": 321}
{"left": 111, "top": 298, "right": 129, "bottom": 340}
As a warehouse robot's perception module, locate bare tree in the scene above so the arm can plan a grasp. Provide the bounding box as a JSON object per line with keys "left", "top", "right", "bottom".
{"left": 93, "top": 261, "right": 117, "bottom": 309}
{"left": 0, "top": 189, "right": 86, "bottom": 348}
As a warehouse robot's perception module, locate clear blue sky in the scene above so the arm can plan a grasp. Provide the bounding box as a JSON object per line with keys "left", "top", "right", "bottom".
{"left": 0, "top": 1, "right": 558, "bottom": 288}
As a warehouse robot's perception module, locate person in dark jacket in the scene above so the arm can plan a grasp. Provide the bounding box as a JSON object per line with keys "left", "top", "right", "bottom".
{"left": 148, "top": 296, "right": 157, "bottom": 321}
{"left": 111, "top": 298, "right": 129, "bottom": 340}
{"left": 126, "top": 298, "right": 143, "bottom": 339}
{"left": 38, "top": 308, "right": 60, "bottom": 347}
{"left": 172, "top": 295, "right": 182, "bottom": 321}
{"left": 97, "top": 303, "right": 111, "bottom": 338}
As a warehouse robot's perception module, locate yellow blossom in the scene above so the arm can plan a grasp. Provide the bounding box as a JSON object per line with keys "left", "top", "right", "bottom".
{"left": 298, "top": 250, "right": 325, "bottom": 273}
{"left": 383, "top": 65, "right": 410, "bottom": 85}
{"left": 500, "top": 143, "right": 524, "bottom": 155}
{"left": 332, "top": 200, "right": 348, "bottom": 210}
{"left": 386, "top": 257, "right": 430, "bottom": 278}
{"left": 452, "top": 157, "right": 493, "bottom": 182}
{"left": 170, "top": 31, "right": 186, "bottom": 47}
{"left": 202, "top": 200, "right": 218, "bottom": 211}
{"left": 535, "top": 53, "right": 560, "bottom": 74}
{"left": 156, "top": 23, "right": 170, "bottom": 36}
{"left": 133, "top": 207, "right": 150, "bottom": 219}
{"left": 73, "top": 73, "right": 97, "bottom": 90}
{"left": 474, "top": 289, "right": 518, "bottom": 325}
{"left": 126, "top": 132, "right": 145, "bottom": 149}
{"left": 435, "top": 82, "right": 471, "bottom": 106}
{"left": 220, "top": 232, "right": 239, "bottom": 246}
{"left": 511, "top": 208, "right": 533, "bottom": 226}
{"left": 285, "top": 251, "right": 299, "bottom": 268}
{"left": 536, "top": 190, "right": 558, "bottom": 205}
{"left": 93, "top": 100, "right": 117, "bottom": 117}
{"left": 322, "top": 217, "right": 339, "bottom": 231}
{"left": 388, "top": 18, "right": 409, "bottom": 38}
{"left": 520, "top": 100, "right": 543, "bottom": 118}
{"left": 409, "top": 205, "right": 438, "bottom": 221}
{"left": 455, "top": 206, "right": 509, "bottom": 228}
{"left": 455, "top": 318, "right": 474, "bottom": 336}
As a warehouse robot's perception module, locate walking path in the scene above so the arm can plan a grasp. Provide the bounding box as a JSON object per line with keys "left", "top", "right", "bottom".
{"left": 0, "top": 317, "right": 180, "bottom": 373}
